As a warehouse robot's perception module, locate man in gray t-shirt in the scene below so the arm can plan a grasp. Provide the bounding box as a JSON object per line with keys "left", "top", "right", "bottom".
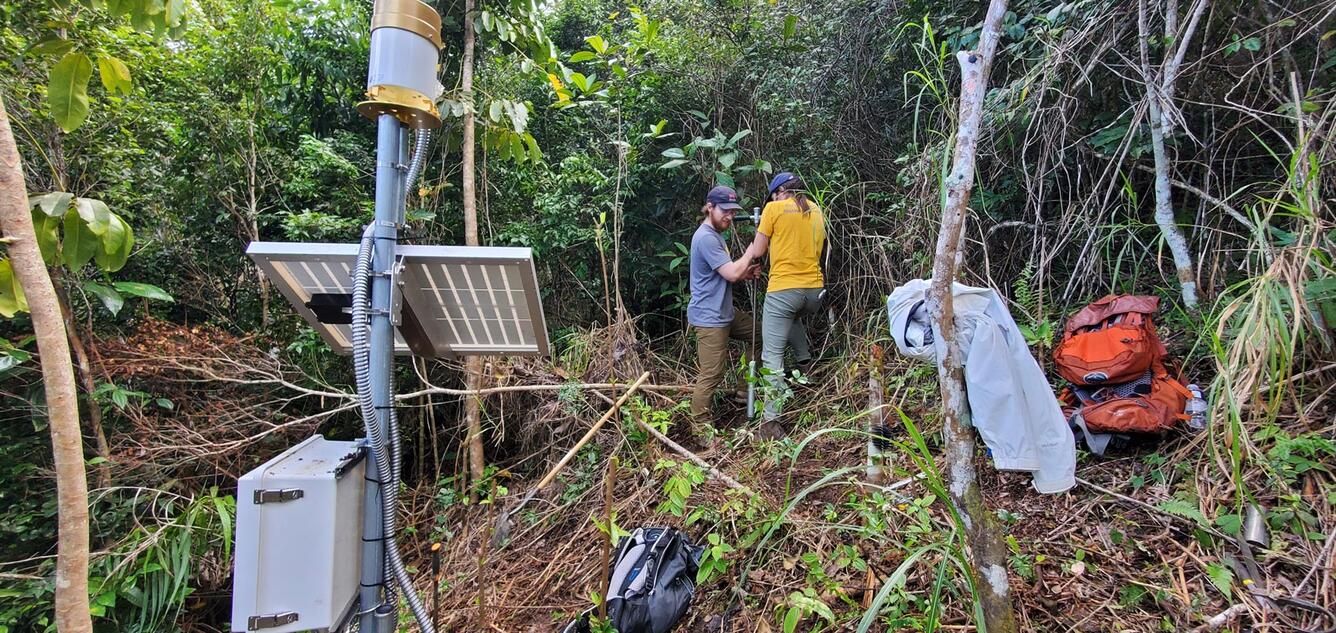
{"left": 688, "top": 186, "right": 761, "bottom": 428}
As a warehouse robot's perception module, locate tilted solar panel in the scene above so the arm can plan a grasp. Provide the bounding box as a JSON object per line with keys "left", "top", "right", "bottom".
{"left": 247, "top": 242, "right": 548, "bottom": 359}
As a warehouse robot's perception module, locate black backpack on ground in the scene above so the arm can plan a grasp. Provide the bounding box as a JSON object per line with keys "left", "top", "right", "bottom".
{"left": 562, "top": 527, "right": 703, "bottom": 633}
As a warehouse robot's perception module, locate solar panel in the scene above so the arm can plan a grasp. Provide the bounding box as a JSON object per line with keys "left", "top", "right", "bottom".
{"left": 247, "top": 242, "right": 549, "bottom": 358}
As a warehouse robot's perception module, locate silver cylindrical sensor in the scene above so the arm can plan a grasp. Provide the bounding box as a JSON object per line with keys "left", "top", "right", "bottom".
{"left": 367, "top": 27, "right": 443, "bottom": 100}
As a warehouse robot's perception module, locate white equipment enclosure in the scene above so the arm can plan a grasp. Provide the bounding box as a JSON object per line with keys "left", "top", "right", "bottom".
{"left": 232, "top": 436, "right": 366, "bottom": 632}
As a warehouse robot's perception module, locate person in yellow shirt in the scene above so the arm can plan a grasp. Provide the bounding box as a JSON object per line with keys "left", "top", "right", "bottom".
{"left": 744, "top": 172, "right": 826, "bottom": 428}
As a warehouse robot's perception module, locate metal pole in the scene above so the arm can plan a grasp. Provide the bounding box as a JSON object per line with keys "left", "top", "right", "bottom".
{"left": 358, "top": 112, "right": 402, "bottom": 633}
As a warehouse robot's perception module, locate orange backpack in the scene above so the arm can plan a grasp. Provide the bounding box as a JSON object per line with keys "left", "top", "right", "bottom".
{"left": 1055, "top": 295, "right": 1191, "bottom": 435}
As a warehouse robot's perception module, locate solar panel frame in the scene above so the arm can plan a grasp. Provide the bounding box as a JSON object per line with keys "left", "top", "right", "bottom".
{"left": 246, "top": 242, "right": 548, "bottom": 359}
{"left": 395, "top": 244, "right": 548, "bottom": 359}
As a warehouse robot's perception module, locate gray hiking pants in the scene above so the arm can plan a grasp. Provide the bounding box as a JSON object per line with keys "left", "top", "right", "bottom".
{"left": 761, "top": 287, "right": 823, "bottom": 420}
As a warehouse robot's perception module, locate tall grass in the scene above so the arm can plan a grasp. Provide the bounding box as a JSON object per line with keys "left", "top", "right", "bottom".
{"left": 1207, "top": 140, "right": 1333, "bottom": 496}
{"left": 93, "top": 488, "right": 235, "bottom": 633}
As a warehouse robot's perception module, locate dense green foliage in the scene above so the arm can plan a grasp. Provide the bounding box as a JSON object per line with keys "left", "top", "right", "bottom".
{"left": 1, "top": 0, "right": 1332, "bottom": 629}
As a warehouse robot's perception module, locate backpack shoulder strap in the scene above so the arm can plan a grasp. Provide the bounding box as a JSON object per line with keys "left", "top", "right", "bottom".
{"left": 1070, "top": 411, "right": 1114, "bottom": 456}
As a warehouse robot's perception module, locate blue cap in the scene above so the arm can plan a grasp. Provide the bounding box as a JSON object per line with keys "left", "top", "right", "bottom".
{"left": 705, "top": 185, "right": 742, "bottom": 210}
{"left": 767, "top": 172, "right": 797, "bottom": 197}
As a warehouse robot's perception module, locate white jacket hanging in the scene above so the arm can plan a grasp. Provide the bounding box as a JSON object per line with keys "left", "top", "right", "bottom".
{"left": 887, "top": 279, "right": 1076, "bottom": 494}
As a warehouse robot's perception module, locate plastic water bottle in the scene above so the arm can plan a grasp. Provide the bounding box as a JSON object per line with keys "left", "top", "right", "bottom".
{"left": 1185, "top": 384, "right": 1208, "bottom": 431}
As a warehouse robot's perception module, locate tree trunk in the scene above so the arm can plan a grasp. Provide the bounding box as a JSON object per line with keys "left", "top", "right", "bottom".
{"left": 0, "top": 96, "right": 93, "bottom": 633}
{"left": 246, "top": 121, "right": 271, "bottom": 328}
{"left": 1138, "top": 0, "right": 1208, "bottom": 309}
{"left": 52, "top": 274, "right": 111, "bottom": 490}
{"left": 924, "top": 2, "right": 1019, "bottom": 631}
{"left": 461, "top": 0, "right": 485, "bottom": 500}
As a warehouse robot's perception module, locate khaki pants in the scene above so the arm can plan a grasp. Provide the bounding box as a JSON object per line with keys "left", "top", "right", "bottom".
{"left": 690, "top": 311, "right": 756, "bottom": 420}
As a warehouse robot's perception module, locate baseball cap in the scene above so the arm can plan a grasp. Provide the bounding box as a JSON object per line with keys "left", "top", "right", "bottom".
{"left": 705, "top": 185, "right": 742, "bottom": 210}
{"left": 767, "top": 172, "right": 798, "bottom": 197}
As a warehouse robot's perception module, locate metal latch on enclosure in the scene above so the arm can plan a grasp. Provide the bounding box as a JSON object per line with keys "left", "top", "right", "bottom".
{"left": 248, "top": 611, "right": 298, "bottom": 630}
{"left": 252, "top": 488, "right": 304, "bottom": 504}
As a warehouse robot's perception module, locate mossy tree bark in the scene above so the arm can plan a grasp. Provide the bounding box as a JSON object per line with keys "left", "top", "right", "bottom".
{"left": 924, "top": 2, "right": 1019, "bottom": 631}
{"left": 0, "top": 96, "right": 94, "bottom": 633}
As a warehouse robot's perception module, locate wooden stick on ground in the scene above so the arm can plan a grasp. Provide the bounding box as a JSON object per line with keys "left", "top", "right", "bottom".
{"left": 587, "top": 390, "right": 752, "bottom": 494}
{"left": 534, "top": 372, "right": 651, "bottom": 490}
{"left": 397, "top": 381, "right": 690, "bottom": 401}
{"left": 597, "top": 456, "right": 619, "bottom": 620}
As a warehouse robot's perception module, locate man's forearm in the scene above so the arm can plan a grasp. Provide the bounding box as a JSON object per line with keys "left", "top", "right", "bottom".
{"left": 717, "top": 252, "right": 755, "bottom": 282}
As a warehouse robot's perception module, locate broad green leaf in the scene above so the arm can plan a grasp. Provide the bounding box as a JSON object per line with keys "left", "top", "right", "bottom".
{"left": 523, "top": 132, "right": 542, "bottom": 163}
{"left": 62, "top": 212, "right": 99, "bottom": 269}
{"left": 164, "top": 0, "right": 185, "bottom": 26}
{"left": 73, "top": 197, "right": 111, "bottom": 234}
{"left": 718, "top": 151, "right": 737, "bottom": 169}
{"left": 106, "top": 0, "right": 135, "bottom": 16}
{"left": 659, "top": 159, "right": 688, "bottom": 169}
{"left": 727, "top": 129, "right": 752, "bottom": 147}
{"left": 30, "top": 210, "right": 60, "bottom": 266}
{"left": 488, "top": 100, "right": 503, "bottom": 122}
{"left": 661, "top": 147, "right": 685, "bottom": 159}
{"left": 83, "top": 281, "right": 125, "bottom": 316}
{"left": 129, "top": 1, "right": 155, "bottom": 31}
{"left": 108, "top": 219, "right": 133, "bottom": 272}
{"left": 569, "top": 72, "right": 590, "bottom": 92}
{"left": 509, "top": 133, "right": 524, "bottom": 163}
{"left": 782, "top": 607, "right": 799, "bottom": 633}
{"left": 48, "top": 52, "right": 93, "bottom": 133}
{"left": 714, "top": 171, "right": 734, "bottom": 187}
{"left": 113, "top": 281, "right": 173, "bottom": 302}
{"left": 100, "top": 213, "right": 128, "bottom": 255}
{"left": 28, "top": 37, "right": 76, "bottom": 58}
{"left": 94, "top": 215, "right": 132, "bottom": 272}
{"left": 569, "top": 51, "right": 596, "bottom": 63}
{"left": 1214, "top": 513, "right": 1242, "bottom": 535}
{"left": 28, "top": 192, "right": 73, "bottom": 217}
{"left": 783, "top": 14, "right": 798, "bottom": 39}
{"left": 585, "top": 35, "right": 608, "bottom": 54}
{"left": 97, "top": 55, "right": 132, "bottom": 95}
{"left": 0, "top": 260, "right": 28, "bottom": 318}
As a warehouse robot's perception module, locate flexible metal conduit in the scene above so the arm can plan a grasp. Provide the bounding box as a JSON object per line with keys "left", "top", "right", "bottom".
{"left": 351, "top": 129, "right": 436, "bottom": 632}
{"left": 386, "top": 127, "right": 431, "bottom": 492}
{"left": 402, "top": 128, "right": 431, "bottom": 209}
